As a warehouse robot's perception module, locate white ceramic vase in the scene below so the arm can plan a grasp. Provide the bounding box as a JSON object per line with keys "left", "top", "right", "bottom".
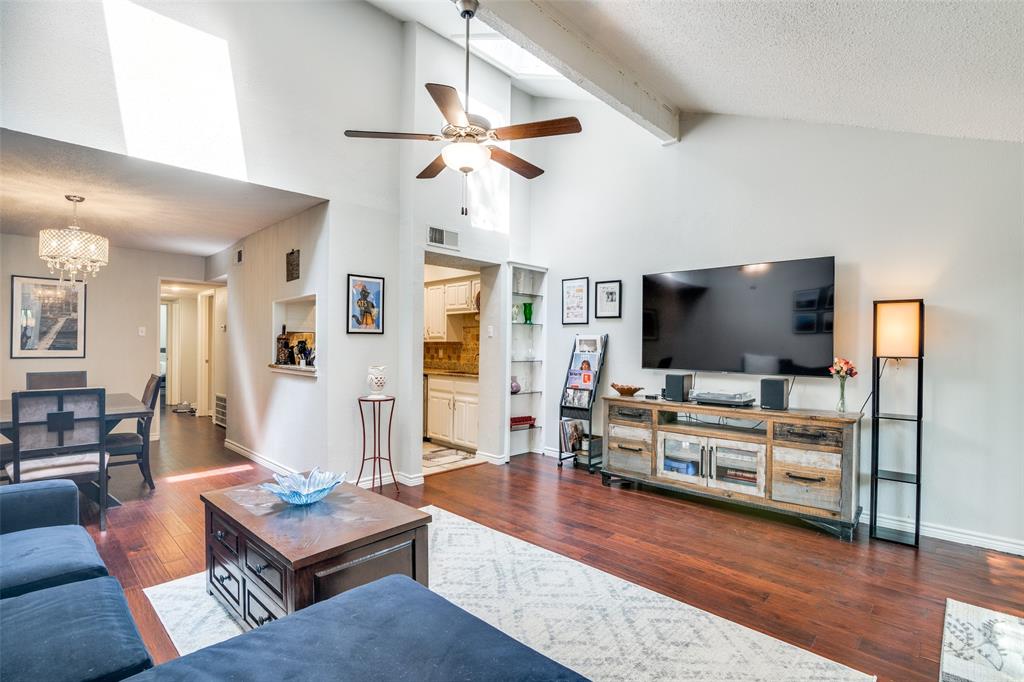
{"left": 367, "top": 365, "right": 387, "bottom": 395}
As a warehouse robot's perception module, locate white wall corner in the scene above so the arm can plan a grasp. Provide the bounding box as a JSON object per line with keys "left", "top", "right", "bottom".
{"left": 478, "top": 0, "right": 680, "bottom": 144}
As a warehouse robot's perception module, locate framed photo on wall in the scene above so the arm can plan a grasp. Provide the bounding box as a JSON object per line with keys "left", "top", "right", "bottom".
{"left": 347, "top": 274, "right": 384, "bottom": 334}
{"left": 10, "top": 275, "right": 87, "bottom": 358}
{"left": 594, "top": 280, "right": 622, "bottom": 319}
{"left": 561, "top": 277, "right": 589, "bottom": 325}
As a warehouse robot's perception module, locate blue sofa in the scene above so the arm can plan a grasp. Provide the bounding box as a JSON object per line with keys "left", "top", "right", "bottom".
{"left": 0, "top": 481, "right": 586, "bottom": 682}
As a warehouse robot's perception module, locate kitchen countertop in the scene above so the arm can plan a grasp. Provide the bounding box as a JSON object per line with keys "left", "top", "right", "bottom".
{"left": 424, "top": 369, "right": 479, "bottom": 378}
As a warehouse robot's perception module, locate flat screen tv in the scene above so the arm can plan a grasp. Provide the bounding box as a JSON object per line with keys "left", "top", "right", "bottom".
{"left": 642, "top": 256, "right": 835, "bottom": 376}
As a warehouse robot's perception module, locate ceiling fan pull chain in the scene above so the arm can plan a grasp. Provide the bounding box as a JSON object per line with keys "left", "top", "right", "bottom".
{"left": 461, "top": 174, "right": 469, "bottom": 216}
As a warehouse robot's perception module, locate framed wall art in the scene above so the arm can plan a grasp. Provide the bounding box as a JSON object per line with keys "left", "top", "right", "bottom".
{"left": 594, "top": 280, "right": 622, "bottom": 319}
{"left": 10, "top": 275, "right": 87, "bottom": 358}
{"left": 347, "top": 274, "right": 384, "bottom": 334}
{"left": 561, "top": 277, "right": 589, "bottom": 325}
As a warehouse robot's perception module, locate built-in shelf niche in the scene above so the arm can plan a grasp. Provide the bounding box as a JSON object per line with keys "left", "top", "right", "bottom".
{"left": 272, "top": 294, "right": 317, "bottom": 376}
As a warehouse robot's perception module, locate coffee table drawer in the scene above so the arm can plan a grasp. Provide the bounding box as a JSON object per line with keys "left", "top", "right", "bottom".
{"left": 243, "top": 580, "right": 285, "bottom": 629}
{"left": 244, "top": 540, "right": 285, "bottom": 604}
{"left": 209, "top": 511, "right": 240, "bottom": 557}
{"left": 209, "top": 547, "right": 243, "bottom": 614}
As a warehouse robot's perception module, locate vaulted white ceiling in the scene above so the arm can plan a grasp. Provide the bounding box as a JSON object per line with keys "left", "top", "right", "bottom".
{"left": 483, "top": 0, "right": 1024, "bottom": 142}
{"left": 0, "top": 129, "right": 326, "bottom": 256}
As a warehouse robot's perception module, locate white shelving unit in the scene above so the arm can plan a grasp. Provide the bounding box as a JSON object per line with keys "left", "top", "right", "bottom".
{"left": 509, "top": 263, "right": 546, "bottom": 457}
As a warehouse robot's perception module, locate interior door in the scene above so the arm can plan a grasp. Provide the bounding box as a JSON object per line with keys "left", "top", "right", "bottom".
{"left": 656, "top": 430, "right": 706, "bottom": 486}
{"left": 707, "top": 437, "right": 766, "bottom": 497}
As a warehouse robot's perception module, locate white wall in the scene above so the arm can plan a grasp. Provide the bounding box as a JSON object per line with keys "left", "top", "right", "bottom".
{"left": 215, "top": 204, "right": 330, "bottom": 473}
{"left": 528, "top": 100, "right": 1024, "bottom": 552}
{"left": 1, "top": 232, "right": 205, "bottom": 436}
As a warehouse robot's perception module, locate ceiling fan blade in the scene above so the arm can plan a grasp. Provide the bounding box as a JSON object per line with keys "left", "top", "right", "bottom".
{"left": 425, "top": 83, "right": 469, "bottom": 128}
{"left": 345, "top": 130, "right": 439, "bottom": 141}
{"left": 416, "top": 154, "right": 447, "bottom": 179}
{"left": 488, "top": 147, "right": 544, "bottom": 179}
{"left": 492, "top": 117, "right": 582, "bottom": 141}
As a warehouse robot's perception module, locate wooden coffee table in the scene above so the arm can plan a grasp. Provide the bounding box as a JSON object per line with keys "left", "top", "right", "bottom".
{"left": 201, "top": 480, "right": 431, "bottom": 631}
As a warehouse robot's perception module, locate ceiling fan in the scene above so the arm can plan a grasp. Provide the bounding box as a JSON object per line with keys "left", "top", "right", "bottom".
{"left": 344, "top": 0, "right": 581, "bottom": 193}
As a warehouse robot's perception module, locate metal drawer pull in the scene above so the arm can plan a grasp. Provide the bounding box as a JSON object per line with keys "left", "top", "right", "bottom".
{"left": 255, "top": 615, "right": 272, "bottom": 626}
{"left": 214, "top": 572, "right": 231, "bottom": 586}
{"left": 785, "top": 472, "right": 827, "bottom": 483}
{"left": 214, "top": 529, "right": 226, "bottom": 541}
{"left": 617, "top": 445, "right": 643, "bottom": 452}
{"left": 252, "top": 563, "right": 269, "bottom": 575}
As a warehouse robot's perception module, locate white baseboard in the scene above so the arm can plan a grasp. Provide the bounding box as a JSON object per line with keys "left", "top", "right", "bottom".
{"left": 224, "top": 439, "right": 423, "bottom": 488}
{"left": 476, "top": 449, "right": 507, "bottom": 465}
{"left": 859, "top": 511, "right": 1024, "bottom": 556}
{"left": 542, "top": 447, "right": 559, "bottom": 458}
{"left": 223, "top": 439, "right": 296, "bottom": 476}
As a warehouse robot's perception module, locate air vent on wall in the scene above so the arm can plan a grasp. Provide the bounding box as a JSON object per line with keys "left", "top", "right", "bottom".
{"left": 427, "top": 226, "right": 459, "bottom": 250}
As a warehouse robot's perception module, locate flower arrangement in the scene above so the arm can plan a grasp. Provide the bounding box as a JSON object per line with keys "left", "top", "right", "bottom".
{"left": 829, "top": 357, "right": 857, "bottom": 412}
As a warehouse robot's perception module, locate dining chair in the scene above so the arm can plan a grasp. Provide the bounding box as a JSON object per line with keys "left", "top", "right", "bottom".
{"left": 25, "top": 371, "right": 88, "bottom": 390}
{"left": 4, "top": 388, "right": 110, "bottom": 530}
{"left": 106, "top": 374, "right": 160, "bottom": 490}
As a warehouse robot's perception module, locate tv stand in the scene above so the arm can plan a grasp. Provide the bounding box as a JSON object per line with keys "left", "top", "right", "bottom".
{"left": 601, "top": 397, "right": 862, "bottom": 540}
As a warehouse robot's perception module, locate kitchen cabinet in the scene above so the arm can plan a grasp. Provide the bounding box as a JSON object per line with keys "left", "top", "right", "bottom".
{"left": 445, "top": 280, "right": 474, "bottom": 313}
{"left": 426, "top": 375, "right": 478, "bottom": 450}
{"left": 471, "top": 278, "right": 481, "bottom": 310}
{"left": 424, "top": 285, "right": 446, "bottom": 341}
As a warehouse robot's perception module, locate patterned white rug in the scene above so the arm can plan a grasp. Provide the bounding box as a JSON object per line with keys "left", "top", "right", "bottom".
{"left": 145, "top": 505, "right": 873, "bottom": 680}
{"left": 941, "top": 599, "right": 1024, "bottom": 681}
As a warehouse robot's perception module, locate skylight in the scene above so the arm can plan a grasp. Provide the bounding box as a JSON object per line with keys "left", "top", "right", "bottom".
{"left": 455, "top": 32, "right": 561, "bottom": 79}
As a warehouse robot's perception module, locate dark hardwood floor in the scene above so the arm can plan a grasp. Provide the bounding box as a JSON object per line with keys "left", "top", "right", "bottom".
{"left": 83, "top": 409, "right": 1024, "bottom": 680}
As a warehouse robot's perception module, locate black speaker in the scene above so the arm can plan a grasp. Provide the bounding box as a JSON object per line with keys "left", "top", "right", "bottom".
{"left": 760, "top": 377, "right": 790, "bottom": 411}
{"left": 664, "top": 374, "right": 694, "bottom": 402}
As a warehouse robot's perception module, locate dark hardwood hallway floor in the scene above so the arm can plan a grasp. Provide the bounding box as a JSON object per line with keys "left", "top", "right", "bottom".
{"left": 82, "top": 410, "right": 1023, "bottom": 681}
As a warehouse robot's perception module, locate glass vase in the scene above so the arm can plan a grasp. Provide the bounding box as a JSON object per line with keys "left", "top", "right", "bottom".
{"left": 836, "top": 376, "right": 847, "bottom": 413}
{"left": 522, "top": 302, "right": 533, "bottom": 325}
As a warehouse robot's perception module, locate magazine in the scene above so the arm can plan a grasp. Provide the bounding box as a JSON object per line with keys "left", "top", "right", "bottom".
{"left": 566, "top": 368, "right": 596, "bottom": 389}
{"left": 562, "top": 387, "right": 591, "bottom": 408}
{"left": 560, "top": 419, "right": 587, "bottom": 453}
{"left": 570, "top": 352, "right": 599, "bottom": 371}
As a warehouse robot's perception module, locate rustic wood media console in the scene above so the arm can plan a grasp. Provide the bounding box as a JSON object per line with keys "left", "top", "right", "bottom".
{"left": 601, "top": 397, "right": 862, "bottom": 539}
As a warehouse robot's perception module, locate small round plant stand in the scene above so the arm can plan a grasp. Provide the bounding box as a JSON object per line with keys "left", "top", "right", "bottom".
{"left": 357, "top": 395, "right": 398, "bottom": 495}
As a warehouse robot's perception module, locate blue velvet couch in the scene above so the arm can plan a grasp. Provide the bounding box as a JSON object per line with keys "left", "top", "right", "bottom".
{"left": 0, "top": 481, "right": 586, "bottom": 682}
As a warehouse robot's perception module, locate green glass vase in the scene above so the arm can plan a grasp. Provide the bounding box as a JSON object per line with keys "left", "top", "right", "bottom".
{"left": 522, "top": 302, "right": 533, "bottom": 325}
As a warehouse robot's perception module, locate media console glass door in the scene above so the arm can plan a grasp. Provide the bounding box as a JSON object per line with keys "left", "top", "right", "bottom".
{"left": 657, "top": 431, "right": 706, "bottom": 486}
{"left": 706, "top": 438, "right": 766, "bottom": 498}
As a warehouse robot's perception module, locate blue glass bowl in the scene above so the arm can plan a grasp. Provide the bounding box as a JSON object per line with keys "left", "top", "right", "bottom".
{"left": 260, "top": 467, "right": 346, "bottom": 506}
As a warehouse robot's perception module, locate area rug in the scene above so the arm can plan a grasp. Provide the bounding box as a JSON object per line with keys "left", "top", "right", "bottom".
{"left": 940, "top": 599, "right": 1024, "bottom": 681}
{"left": 145, "top": 505, "right": 874, "bottom": 680}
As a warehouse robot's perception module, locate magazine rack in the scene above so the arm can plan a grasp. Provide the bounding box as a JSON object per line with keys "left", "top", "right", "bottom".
{"left": 557, "top": 334, "right": 608, "bottom": 473}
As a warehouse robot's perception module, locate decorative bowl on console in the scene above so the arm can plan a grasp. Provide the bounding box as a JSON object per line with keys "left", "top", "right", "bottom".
{"left": 260, "top": 467, "right": 347, "bottom": 505}
{"left": 611, "top": 383, "right": 644, "bottom": 397}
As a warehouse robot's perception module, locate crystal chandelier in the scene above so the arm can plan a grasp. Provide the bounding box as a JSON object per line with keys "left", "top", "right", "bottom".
{"left": 39, "top": 195, "right": 109, "bottom": 284}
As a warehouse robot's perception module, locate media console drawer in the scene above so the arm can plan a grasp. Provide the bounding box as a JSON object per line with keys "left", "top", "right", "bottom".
{"left": 771, "top": 446, "right": 841, "bottom": 512}
{"left": 608, "top": 405, "right": 652, "bottom": 426}
{"left": 773, "top": 422, "right": 843, "bottom": 449}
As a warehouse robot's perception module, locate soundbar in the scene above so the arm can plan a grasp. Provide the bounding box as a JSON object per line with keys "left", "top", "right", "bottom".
{"left": 688, "top": 390, "right": 756, "bottom": 407}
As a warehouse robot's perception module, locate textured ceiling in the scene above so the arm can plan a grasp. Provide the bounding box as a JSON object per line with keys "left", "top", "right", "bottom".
{"left": 540, "top": 0, "right": 1023, "bottom": 141}
{"left": 0, "top": 129, "right": 326, "bottom": 256}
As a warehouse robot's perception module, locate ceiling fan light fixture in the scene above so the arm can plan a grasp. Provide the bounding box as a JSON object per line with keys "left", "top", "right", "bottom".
{"left": 441, "top": 140, "right": 491, "bottom": 174}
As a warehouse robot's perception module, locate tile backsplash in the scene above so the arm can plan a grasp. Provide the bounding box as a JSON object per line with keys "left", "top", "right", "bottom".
{"left": 425, "top": 324, "right": 479, "bottom": 374}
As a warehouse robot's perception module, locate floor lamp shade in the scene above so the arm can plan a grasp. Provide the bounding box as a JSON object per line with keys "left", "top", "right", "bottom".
{"left": 874, "top": 300, "right": 924, "bottom": 358}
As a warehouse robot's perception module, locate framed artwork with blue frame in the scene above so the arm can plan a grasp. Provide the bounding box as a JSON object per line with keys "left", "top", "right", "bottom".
{"left": 347, "top": 274, "right": 384, "bottom": 334}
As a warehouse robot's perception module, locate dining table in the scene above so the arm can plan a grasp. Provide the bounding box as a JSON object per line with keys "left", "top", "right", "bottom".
{"left": 1, "top": 392, "right": 153, "bottom": 508}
